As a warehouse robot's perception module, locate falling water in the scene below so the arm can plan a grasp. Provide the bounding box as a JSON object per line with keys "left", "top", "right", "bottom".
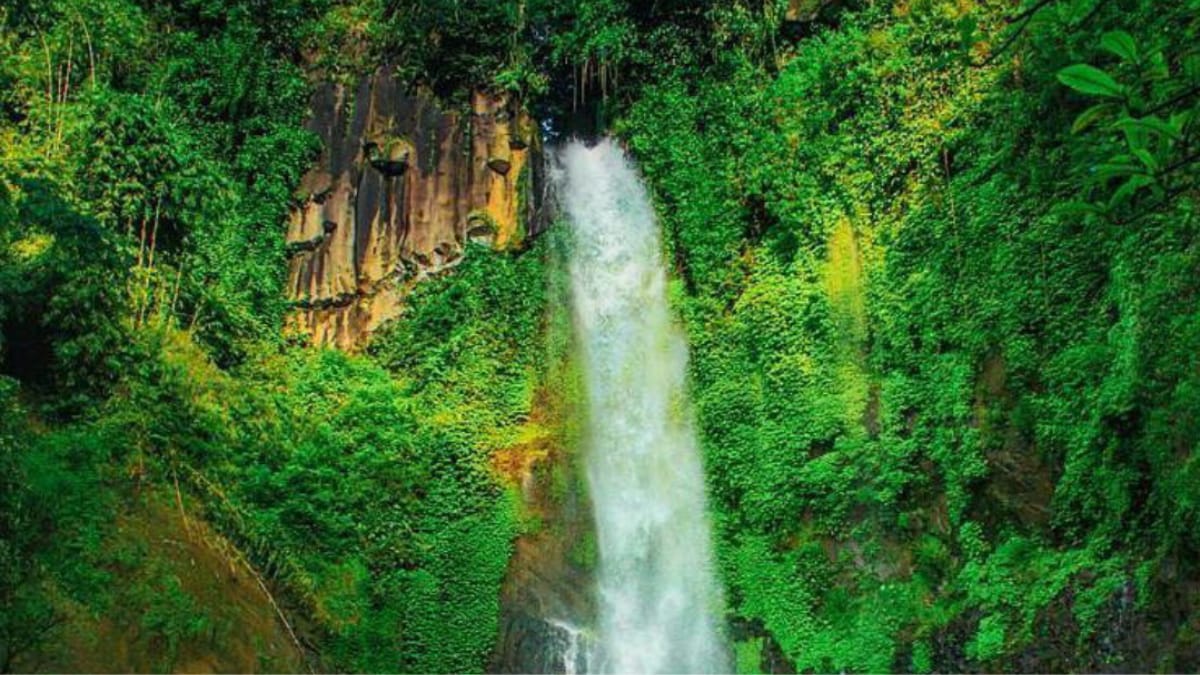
{"left": 553, "top": 139, "right": 728, "bottom": 674}
{"left": 546, "top": 618, "right": 591, "bottom": 675}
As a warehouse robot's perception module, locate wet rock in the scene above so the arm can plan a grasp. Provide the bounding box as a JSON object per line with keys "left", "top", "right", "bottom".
{"left": 489, "top": 425, "right": 596, "bottom": 673}
{"left": 492, "top": 615, "right": 592, "bottom": 674}
{"left": 466, "top": 211, "right": 498, "bottom": 246}
{"left": 286, "top": 234, "right": 325, "bottom": 257}
{"left": 488, "top": 157, "right": 512, "bottom": 175}
{"left": 365, "top": 135, "right": 413, "bottom": 176}
{"left": 468, "top": 223, "right": 497, "bottom": 246}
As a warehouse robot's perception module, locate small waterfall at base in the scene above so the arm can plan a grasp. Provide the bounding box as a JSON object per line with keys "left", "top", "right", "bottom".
{"left": 553, "top": 138, "right": 729, "bottom": 674}
{"left": 546, "top": 619, "right": 592, "bottom": 675}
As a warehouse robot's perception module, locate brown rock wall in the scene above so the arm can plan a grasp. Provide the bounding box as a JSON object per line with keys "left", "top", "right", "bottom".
{"left": 285, "top": 67, "right": 543, "bottom": 349}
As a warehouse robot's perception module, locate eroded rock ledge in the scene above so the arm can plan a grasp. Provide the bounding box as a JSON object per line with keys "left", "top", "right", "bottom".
{"left": 286, "top": 67, "right": 544, "bottom": 349}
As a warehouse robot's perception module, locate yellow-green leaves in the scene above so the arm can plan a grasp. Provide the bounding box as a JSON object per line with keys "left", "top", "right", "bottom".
{"left": 1057, "top": 64, "right": 1126, "bottom": 99}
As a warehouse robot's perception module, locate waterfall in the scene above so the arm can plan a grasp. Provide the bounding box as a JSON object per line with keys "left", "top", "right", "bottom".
{"left": 553, "top": 139, "right": 728, "bottom": 674}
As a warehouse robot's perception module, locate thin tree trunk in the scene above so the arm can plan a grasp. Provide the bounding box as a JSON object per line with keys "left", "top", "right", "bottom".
{"left": 168, "top": 258, "right": 185, "bottom": 325}
{"left": 75, "top": 10, "right": 96, "bottom": 88}
{"left": 138, "top": 197, "right": 162, "bottom": 326}
{"left": 60, "top": 35, "right": 72, "bottom": 105}
{"left": 136, "top": 214, "right": 148, "bottom": 270}
{"left": 173, "top": 467, "right": 191, "bottom": 535}
{"left": 38, "top": 33, "right": 53, "bottom": 143}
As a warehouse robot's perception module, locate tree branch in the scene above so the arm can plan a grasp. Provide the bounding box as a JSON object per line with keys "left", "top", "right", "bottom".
{"left": 1144, "top": 85, "right": 1200, "bottom": 117}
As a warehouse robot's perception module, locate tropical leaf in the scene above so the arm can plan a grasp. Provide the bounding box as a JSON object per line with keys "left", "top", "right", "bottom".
{"left": 1120, "top": 122, "right": 1150, "bottom": 153}
{"left": 1093, "top": 160, "right": 1143, "bottom": 181}
{"left": 1147, "top": 50, "right": 1170, "bottom": 80}
{"left": 1169, "top": 110, "right": 1194, "bottom": 134}
{"left": 1131, "top": 148, "right": 1160, "bottom": 172}
{"left": 1099, "top": 31, "right": 1138, "bottom": 63}
{"left": 1057, "top": 64, "right": 1126, "bottom": 98}
{"left": 1109, "top": 174, "right": 1154, "bottom": 209}
{"left": 1072, "top": 103, "right": 1117, "bottom": 134}
{"left": 1113, "top": 115, "right": 1183, "bottom": 142}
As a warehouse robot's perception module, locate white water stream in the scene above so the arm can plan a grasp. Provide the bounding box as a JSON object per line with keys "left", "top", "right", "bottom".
{"left": 553, "top": 139, "right": 728, "bottom": 674}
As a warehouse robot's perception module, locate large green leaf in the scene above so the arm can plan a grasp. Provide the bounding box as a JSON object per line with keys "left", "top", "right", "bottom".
{"left": 1072, "top": 103, "right": 1117, "bottom": 134}
{"left": 1093, "top": 159, "right": 1143, "bottom": 181}
{"left": 1113, "top": 115, "right": 1183, "bottom": 141}
{"left": 1099, "top": 31, "right": 1138, "bottom": 63}
{"left": 1057, "top": 64, "right": 1126, "bottom": 98}
{"left": 1109, "top": 174, "right": 1154, "bottom": 209}
{"left": 1121, "top": 121, "right": 1151, "bottom": 153}
{"left": 1051, "top": 200, "right": 1103, "bottom": 218}
{"left": 1131, "top": 148, "right": 1160, "bottom": 172}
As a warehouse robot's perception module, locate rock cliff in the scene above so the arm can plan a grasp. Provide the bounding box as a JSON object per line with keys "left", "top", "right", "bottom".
{"left": 286, "top": 67, "right": 544, "bottom": 349}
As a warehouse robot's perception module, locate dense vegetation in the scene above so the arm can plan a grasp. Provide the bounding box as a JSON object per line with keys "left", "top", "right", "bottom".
{"left": 1, "top": 3, "right": 549, "bottom": 669}
{"left": 614, "top": 0, "right": 1200, "bottom": 670}
{"left": 2, "top": 0, "right": 1198, "bottom": 672}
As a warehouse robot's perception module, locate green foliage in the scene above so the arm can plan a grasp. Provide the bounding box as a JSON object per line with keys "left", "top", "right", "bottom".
{"left": 3, "top": 0, "right": 1199, "bottom": 672}
{"left": 0, "top": 274, "right": 544, "bottom": 670}
{"left": 135, "top": 567, "right": 213, "bottom": 670}
{"left": 1, "top": 0, "right": 318, "bottom": 382}
{"left": 1057, "top": 64, "right": 1125, "bottom": 98}
{"left": 615, "top": 0, "right": 1200, "bottom": 670}
{"left": 0, "top": 378, "right": 50, "bottom": 673}
{"left": 1, "top": 0, "right": 555, "bottom": 667}
{"left": 0, "top": 377, "right": 120, "bottom": 670}
{"left": 733, "top": 637, "right": 762, "bottom": 674}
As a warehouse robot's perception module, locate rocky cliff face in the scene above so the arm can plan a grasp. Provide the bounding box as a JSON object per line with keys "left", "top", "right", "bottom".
{"left": 286, "top": 67, "right": 544, "bottom": 349}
